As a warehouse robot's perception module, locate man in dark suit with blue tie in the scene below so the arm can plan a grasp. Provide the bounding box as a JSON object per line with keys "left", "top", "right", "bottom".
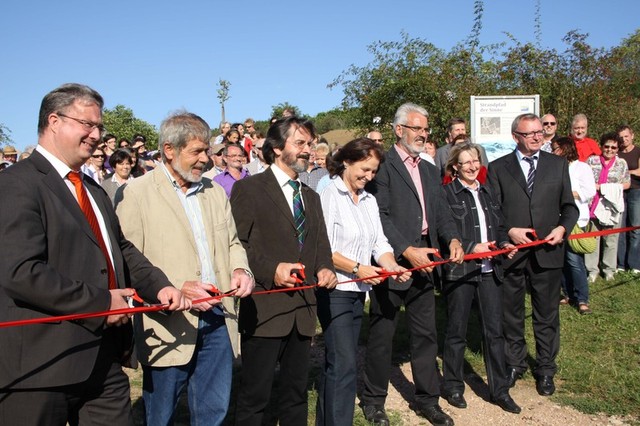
{"left": 487, "top": 113, "right": 578, "bottom": 397}
{"left": 0, "top": 83, "right": 189, "bottom": 425}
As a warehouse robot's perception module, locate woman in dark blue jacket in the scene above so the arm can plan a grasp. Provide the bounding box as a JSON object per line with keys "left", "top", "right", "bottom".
{"left": 440, "top": 143, "right": 521, "bottom": 414}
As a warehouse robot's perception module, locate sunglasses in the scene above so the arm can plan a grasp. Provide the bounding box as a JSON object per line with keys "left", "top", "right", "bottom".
{"left": 543, "top": 122, "right": 556, "bottom": 126}
{"left": 602, "top": 145, "right": 618, "bottom": 150}
{"left": 92, "top": 155, "right": 105, "bottom": 158}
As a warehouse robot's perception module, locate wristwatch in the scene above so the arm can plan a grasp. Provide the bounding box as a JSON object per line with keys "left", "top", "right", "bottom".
{"left": 351, "top": 262, "right": 360, "bottom": 274}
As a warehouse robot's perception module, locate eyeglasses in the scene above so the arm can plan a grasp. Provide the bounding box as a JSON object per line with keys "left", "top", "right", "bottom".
{"left": 603, "top": 145, "right": 618, "bottom": 150}
{"left": 543, "top": 122, "right": 557, "bottom": 126}
{"left": 370, "top": 138, "right": 383, "bottom": 142}
{"left": 92, "top": 154, "right": 105, "bottom": 159}
{"left": 400, "top": 124, "right": 431, "bottom": 135}
{"left": 225, "top": 154, "right": 244, "bottom": 158}
{"left": 513, "top": 130, "right": 544, "bottom": 139}
{"left": 458, "top": 159, "right": 481, "bottom": 168}
{"left": 290, "top": 140, "right": 315, "bottom": 149}
{"left": 57, "top": 113, "right": 106, "bottom": 136}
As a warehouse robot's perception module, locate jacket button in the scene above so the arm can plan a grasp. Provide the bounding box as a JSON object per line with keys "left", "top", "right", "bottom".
{"left": 100, "top": 268, "right": 107, "bottom": 274}
{"left": 196, "top": 271, "right": 201, "bottom": 276}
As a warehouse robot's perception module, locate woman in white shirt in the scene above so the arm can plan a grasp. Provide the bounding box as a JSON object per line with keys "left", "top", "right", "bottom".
{"left": 316, "top": 138, "right": 410, "bottom": 426}
{"left": 552, "top": 137, "right": 597, "bottom": 314}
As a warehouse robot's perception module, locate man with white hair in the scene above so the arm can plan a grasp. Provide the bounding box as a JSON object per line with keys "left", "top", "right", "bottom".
{"left": 361, "top": 103, "right": 464, "bottom": 426}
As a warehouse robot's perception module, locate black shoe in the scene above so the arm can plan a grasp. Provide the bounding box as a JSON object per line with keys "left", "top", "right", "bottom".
{"left": 445, "top": 392, "right": 467, "bottom": 409}
{"left": 506, "top": 367, "right": 523, "bottom": 388}
{"left": 362, "top": 405, "right": 390, "bottom": 425}
{"left": 416, "top": 404, "right": 454, "bottom": 426}
{"left": 536, "top": 375, "right": 555, "bottom": 396}
{"left": 491, "top": 395, "right": 522, "bottom": 414}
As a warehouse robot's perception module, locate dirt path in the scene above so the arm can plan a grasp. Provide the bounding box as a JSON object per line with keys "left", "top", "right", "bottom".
{"left": 128, "top": 344, "right": 633, "bottom": 425}
{"left": 378, "top": 357, "right": 629, "bottom": 426}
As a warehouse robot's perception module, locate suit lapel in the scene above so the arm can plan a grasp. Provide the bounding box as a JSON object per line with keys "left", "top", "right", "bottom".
{"left": 31, "top": 151, "right": 101, "bottom": 246}
{"left": 261, "top": 168, "right": 296, "bottom": 229}
{"left": 504, "top": 152, "right": 529, "bottom": 196}
{"left": 387, "top": 147, "right": 420, "bottom": 201}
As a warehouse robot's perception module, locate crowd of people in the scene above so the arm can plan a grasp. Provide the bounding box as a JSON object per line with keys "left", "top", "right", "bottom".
{"left": 0, "top": 83, "right": 638, "bottom": 426}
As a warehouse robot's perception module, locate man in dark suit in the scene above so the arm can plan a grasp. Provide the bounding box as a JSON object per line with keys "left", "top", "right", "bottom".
{"left": 230, "top": 117, "right": 337, "bottom": 425}
{"left": 361, "top": 103, "right": 464, "bottom": 426}
{"left": 0, "top": 83, "right": 189, "bottom": 425}
{"left": 487, "top": 113, "right": 578, "bottom": 397}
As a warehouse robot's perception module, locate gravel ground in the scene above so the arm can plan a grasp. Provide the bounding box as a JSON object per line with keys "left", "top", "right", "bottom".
{"left": 380, "top": 361, "right": 629, "bottom": 426}
{"left": 127, "top": 343, "right": 634, "bottom": 426}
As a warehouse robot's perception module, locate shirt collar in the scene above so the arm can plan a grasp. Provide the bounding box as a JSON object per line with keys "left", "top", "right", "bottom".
{"left": 394, "top": 143, "right": 421, "bottom": 166}
{"left": 515, "top": 148, "right": 539, "bottom": 162}
{"left": 160, "top": 162, "right": 203, "bottom": 195}
{"left": 334, "top": 174, "right": 371, "bottom": 200}
{"left": 271, "top": 164, "right": 300, "bottom": 189}
{"left": 36, "top": 144, "right": 75, "bottom": 179}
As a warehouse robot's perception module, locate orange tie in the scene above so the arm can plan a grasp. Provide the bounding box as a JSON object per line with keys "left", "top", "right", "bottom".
{"left": 67, "top": 171, "right": 116, "bottom": 290}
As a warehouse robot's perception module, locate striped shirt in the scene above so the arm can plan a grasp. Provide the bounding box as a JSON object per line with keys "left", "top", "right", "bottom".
{"left": 320, "top": 176, "right": 394, "bottom": 292}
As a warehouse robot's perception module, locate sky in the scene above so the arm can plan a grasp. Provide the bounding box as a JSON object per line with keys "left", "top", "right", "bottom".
{"left": 1, "top": 0, "right": 639, "bottom": 151}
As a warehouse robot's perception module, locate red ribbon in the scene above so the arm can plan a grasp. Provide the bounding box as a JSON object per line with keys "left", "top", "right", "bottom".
{"left": 1, "top": 225, "right": 638, "bottom": 329}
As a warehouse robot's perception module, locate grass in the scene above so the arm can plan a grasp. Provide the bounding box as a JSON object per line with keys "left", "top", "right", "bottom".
{"left": 128, "top": 271, "right": 640, "bottom": 424}
{"left": 452, "top": 270, "right": 640, "bottom": 420}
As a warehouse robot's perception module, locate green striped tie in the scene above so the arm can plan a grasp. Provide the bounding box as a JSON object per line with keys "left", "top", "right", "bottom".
{"left": 288, "top": 180, "right": 305, "bottom": 250}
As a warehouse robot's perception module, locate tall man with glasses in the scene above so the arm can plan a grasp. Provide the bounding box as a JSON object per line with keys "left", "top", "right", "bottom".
{"left": 230, "top": 117, "right": 337, "bottom": 425}
{"left": 540, "top": 113, "right": 559, "bottom": 152}
{"left": 487, "top": 113, "right": 578, "bottom": 397}
{"left": 0, "top": 83, "right": 189, "bottom": 425}
{"left": 361, "top": 103, "right": 464, "bottom": 426}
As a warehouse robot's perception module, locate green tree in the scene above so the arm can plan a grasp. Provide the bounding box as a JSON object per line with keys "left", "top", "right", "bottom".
{"left": 271, "top": 102, "right": 302, "bottom": 119}
{"left": 103, "top": 105, "right": 158, "bottom": 149}
{"left": 312, "top": 108, "right": 357, "bottom": 134}
{"left": 331, "top": 27, "right": 640, "bottom": 145}
{"left": 0, "top": 123, "right": 12, "bottom": 146}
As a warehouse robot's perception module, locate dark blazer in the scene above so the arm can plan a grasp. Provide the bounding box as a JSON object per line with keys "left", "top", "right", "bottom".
{"left": 229, "top": 167, "right": 334, "bottom": 338}
{"left": 366, "top": 145, "right": 460, "bottom": 291}
{"left": 487, "top": 150, "right": 579, "bottom": 269}
{"left": 0, "top": 150, "right": 169, "bottom": 389}
{"left": 441, "top": 179, "right": 509, "bottom": 282}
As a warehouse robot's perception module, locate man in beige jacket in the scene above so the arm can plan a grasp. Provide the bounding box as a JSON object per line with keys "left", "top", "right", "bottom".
{"left": 117, "top": 111, "right": 254, "bottom": 425}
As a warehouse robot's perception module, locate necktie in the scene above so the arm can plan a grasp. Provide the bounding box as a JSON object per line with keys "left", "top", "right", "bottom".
{"left": 67, "top": 171, "right": 116, "bottom": 289}
{"left": 288, "top": 180, "right": 305, "bottom": 250}
{"left": 523, "top": 156, "right": 536, "bottom": 195}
